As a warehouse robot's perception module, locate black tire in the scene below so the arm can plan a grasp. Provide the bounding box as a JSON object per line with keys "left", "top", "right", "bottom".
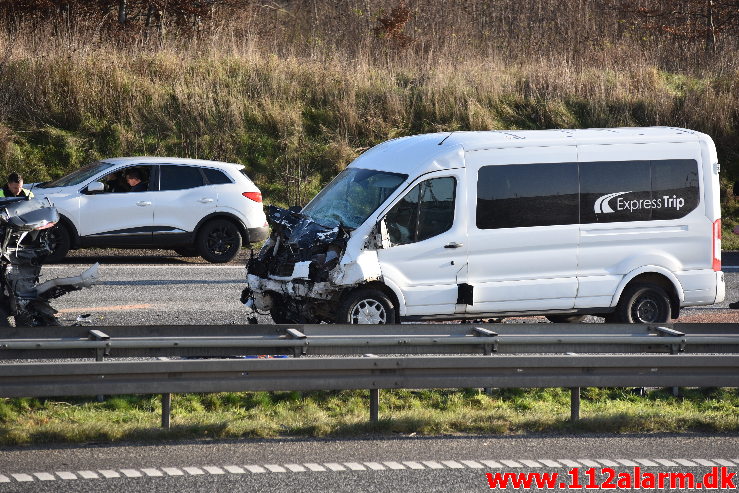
{"left": 174, "top": 247, "right": 198, "bottom": 257}
{"left": 196, "top": 219, "right": 242, "bottom": 263}
{"left": 45, "top": 224, "right": 71, "bottom": 263}
{"left": 336, "top": 288, "right": 396, "bottom": 324}
{"left": 613, "top": 282, "right": 672, "bottom": 324}
{"left": 545, "top": 314, "right": 588, "bottom": 323}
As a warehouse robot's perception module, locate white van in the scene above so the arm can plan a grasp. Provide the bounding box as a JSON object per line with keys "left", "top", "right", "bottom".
{"left": 242, "top": 127, "right": 725, "bottom": 324}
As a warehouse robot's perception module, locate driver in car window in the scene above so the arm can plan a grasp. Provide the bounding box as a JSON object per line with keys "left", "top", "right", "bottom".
{"left": 125, "top": 169, "right": 148, "bottom": 192}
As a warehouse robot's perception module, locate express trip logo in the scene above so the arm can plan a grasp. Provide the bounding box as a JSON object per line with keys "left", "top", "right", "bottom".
{"left": 594, "top": 191, "right": 686, "bottom": 214}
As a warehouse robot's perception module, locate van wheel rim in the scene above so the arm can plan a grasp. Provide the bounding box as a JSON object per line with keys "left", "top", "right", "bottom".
{"left": 634, "top": 296, "right": 660, "bottom": 322}
{"left": 350, "top": 299, "right": 387, "bottom": 324}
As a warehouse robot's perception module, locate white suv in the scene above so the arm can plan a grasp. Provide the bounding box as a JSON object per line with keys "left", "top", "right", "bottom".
{"left": 30, "top": 157, "right": 268, "bottom": 263}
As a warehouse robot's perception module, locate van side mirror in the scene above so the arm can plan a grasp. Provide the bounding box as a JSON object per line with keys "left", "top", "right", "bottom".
{"left": 86, "top": 181, "right": 105, "bottom": 194}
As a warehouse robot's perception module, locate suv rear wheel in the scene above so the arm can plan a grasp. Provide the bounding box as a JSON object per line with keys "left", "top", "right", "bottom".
{"left": 196, "top": 219, "right": 242, "bottom": 263}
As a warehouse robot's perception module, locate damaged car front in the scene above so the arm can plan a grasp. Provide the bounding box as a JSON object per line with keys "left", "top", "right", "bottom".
{"left": 0, "top": 197, "right": 98, "bottom": 326}
{"left": 242, "top": 168, "right": 407, "bottom": 323}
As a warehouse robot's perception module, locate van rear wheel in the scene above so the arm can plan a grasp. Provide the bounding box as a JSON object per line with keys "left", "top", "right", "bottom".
{"left": 337, "top": 288, "right": 396, "bottom": 324}
{"left": 614, "top": 283, "right": 672, "bottom": 324}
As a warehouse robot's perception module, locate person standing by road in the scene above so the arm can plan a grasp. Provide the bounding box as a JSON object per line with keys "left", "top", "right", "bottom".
{"left": 0, "top": 172, "right": 34, "bottom": 198}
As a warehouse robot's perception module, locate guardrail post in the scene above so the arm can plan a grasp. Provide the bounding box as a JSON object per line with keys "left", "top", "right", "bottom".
{"left": 570, "top": 387, "right": 581, "bottom": 422}
{"left": 89, "top": 330, "right": 110, "bottom": 402}
{"left": 656, "top": 326, "right": 685, "bottom": 397}
{"left": 370, "top": 388, "right": 380, "bottom": 423}
{"left": 161, "top": 393, "right": 171, "bottom": 429}
{"left": 473, "top": 327, "right": 499, "bottom": 395}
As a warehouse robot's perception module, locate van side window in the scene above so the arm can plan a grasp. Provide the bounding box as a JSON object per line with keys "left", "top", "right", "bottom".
{"left": 476, "top": 163, "right": 579, "bottom": 229}
{"left": 385, "top": 177, "right": 456, "bottom": 246}
{"left": 580, "top": 159, "right": 699, "bottom": 223}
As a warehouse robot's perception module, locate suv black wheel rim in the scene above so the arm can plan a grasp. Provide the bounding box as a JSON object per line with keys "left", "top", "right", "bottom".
{"left": 207, "top": 225, "right": 238, "bottom": 256}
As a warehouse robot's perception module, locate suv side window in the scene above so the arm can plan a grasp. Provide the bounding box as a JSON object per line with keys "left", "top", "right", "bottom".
{"left": 159, "top": 165, "right": 205, "bottom": 191}
{"left": 203, "top": 168, "right": 233, "bottom": 185}
{"left": 96, "top": 165, "right": 153, "bottom": 194}
{"left": 385, "top": 177, "right": 456, "bottom": 246}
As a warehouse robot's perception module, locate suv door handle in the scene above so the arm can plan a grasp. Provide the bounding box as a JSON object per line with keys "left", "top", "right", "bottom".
{"left": 199, "top": 197, "right": 214, "bottom": 203}
{"left": 444, "top": 242, "right": 463, "bottom": 249}
{"left": 136, "top": 201, "right": 152, "bottom": 207}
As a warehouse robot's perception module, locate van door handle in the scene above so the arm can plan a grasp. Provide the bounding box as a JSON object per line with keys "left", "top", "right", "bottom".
{"left": 444, "top": 242, "right": 463, "bottom": 249}
{"left": 199, "top": 197, "right": 214, "bottom": 203}
{"left": 136, "top": 201, "right": 152, "bottom": 207}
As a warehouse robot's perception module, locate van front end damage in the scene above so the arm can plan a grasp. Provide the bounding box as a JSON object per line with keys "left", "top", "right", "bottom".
{"left": 241, "top": 205, "right": 378, "bottom": 323}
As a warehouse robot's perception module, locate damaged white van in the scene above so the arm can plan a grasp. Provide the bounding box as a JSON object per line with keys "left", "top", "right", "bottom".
{"left": 242, "top": 127, "right": 725, "bottom": 324}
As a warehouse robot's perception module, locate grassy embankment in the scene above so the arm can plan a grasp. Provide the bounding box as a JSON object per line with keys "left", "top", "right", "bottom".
{"left": 1, "top": 42, "right": 738, "bottom": 243}
{"left": 1, "top": 387, "right": 737, "bottom": 445}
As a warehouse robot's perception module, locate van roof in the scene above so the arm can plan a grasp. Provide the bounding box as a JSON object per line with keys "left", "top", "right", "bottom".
{"left": 348, "top": 127, "right": 708, "bottom": 175}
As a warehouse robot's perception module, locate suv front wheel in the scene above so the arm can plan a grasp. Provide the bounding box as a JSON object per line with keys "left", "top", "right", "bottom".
{"left": 196, "top": 219, "right": 242, "bottom": 263}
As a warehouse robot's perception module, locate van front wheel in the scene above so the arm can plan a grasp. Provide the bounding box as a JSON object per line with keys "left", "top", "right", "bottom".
{"left": 337, "top": 288, "right": 396, "bottom": 324}
{"left": 615, "top": 283, "right": 672, "bottom": 324}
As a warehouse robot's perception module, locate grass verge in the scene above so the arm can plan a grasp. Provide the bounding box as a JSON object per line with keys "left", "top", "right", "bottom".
{"left": 1, "top": 388, "right": 737, "bottom": 446}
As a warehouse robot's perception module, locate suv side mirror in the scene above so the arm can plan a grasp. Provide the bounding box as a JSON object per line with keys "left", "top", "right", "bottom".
{"left": 86, "top": 181, "right": 105, "bottom": 194}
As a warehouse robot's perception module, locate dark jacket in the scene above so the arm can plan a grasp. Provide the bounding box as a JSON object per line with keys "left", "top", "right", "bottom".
{"left": 0, "top": 185, "right": 33, "bottom": 198}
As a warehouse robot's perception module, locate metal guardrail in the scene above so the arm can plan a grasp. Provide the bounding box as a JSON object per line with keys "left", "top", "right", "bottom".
{"left": 1, "top": 323, "right": 738, "bottom": 359}
{"left": 1, "top": 323, "right": 738, "bottom": 426}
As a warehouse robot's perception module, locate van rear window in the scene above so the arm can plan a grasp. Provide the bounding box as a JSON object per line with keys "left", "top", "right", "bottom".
{"left": 476, "top": 159, "right": 700, "bottom": 229}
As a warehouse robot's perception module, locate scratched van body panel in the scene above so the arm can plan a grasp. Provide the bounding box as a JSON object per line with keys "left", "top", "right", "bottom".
{"left": 242, "top": 127, "right": 724, "bottom": 324}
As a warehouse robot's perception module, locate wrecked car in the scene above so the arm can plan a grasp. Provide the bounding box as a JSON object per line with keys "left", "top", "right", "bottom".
{"left": 243, "top": 128, "right": 724, "bottom": 325}
{"left": 0, "top": 196, "right": 98, "bottom": 326}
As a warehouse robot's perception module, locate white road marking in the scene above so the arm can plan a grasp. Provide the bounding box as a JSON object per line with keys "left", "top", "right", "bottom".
{"left": 654, "top": 459, "right": 678, "bottom": 466}
{"left": 421, "top": 461, "right": 444, "bottom": 469}
{"left": 713, "top": 459, "right": 736, "bottom": 466}
{"left": 460, "top": 460, "right": 484, "bottom": 469}
{"left": 519, "top": 460, "right": 542, "bottom": 468}
{"left": 634, "top": 459, "right": 659, "bottom": 466}
{"left": 538, "top": 460, "right": 562, "bottom": 468}
{"left": 674, "top": 459, "right": 698, "bottom": 466}
{"left": 441, "top": 460, "right": 465, "bottom": 469}
{"left": 615, "top": 459, "right": 639, "bottom": 467}
{"left": 2, "top": 458, "right": 735, "bottom": 483}
{"left": 692, "top": 459, "right": 717, "bottom": 466}
{"left": 558, "top": 460, "right": 581, "bottom": 467}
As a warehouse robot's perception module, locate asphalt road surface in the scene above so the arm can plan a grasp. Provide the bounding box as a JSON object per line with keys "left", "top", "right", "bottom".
{"left": 0, "top": 435, "right": 737, "bottom": 492}
{"left": 40, "top": 249, "right": 739, "bottom": 326}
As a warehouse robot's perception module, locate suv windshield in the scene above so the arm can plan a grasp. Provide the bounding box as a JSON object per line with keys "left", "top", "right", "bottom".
{"left": 36, "top": 161, "right": 116, "bottom": 188}
{"left": 301, "top": 168, "right": 407, "bottom": 229}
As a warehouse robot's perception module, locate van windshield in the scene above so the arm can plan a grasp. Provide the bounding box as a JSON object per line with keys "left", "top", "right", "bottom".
{"left": 301, "top": 168, "right": 407, "bottom": 229}
{"left": 36, "top": 161, "right": 116, "bottom": 188}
